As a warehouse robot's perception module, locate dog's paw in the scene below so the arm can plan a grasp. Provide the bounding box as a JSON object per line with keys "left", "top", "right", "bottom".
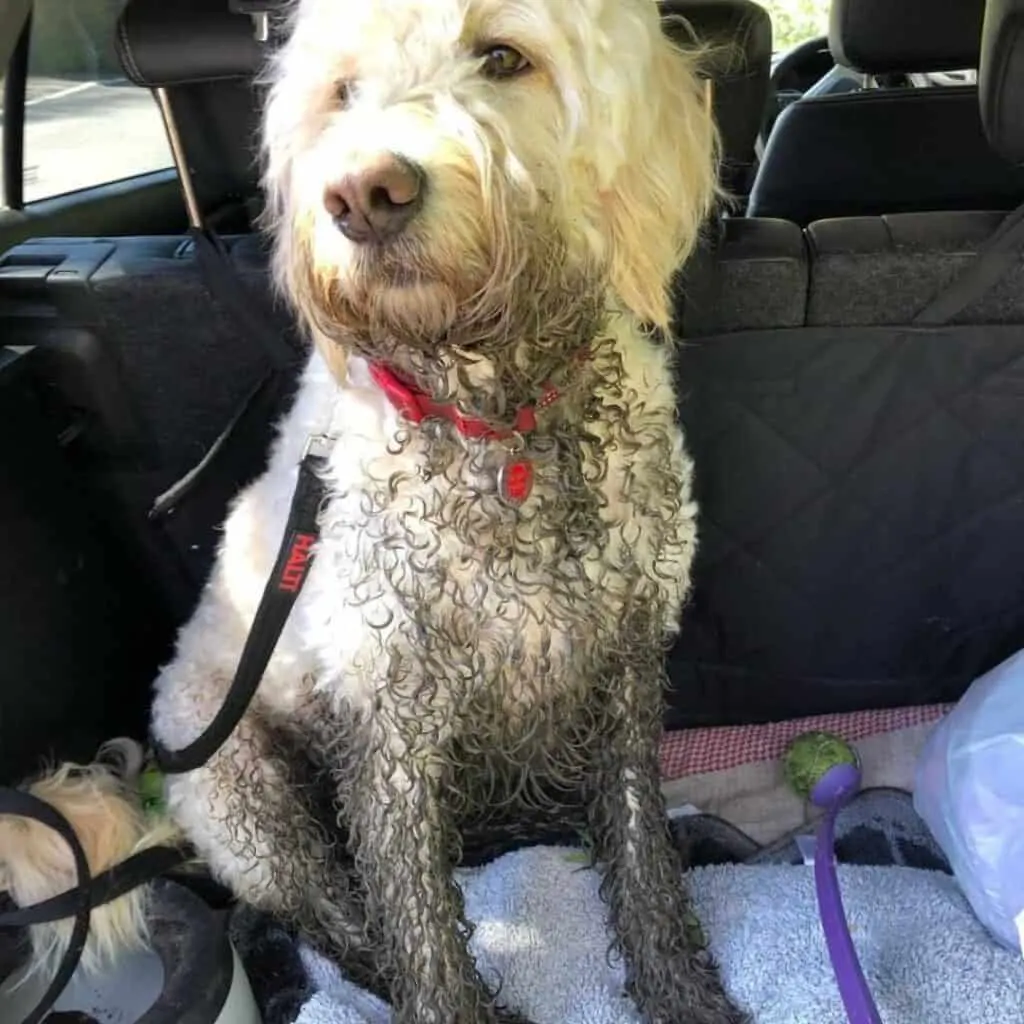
{"left": 493, "top": 1009, "right": 537, "bottom": 1024}
{"left": 677, "top": 1004, "right": 751, "bottom": 1024}
{"left": 659, "top": 988, "right": 751, "bottom": 1024}
{"left": 630, "top": 949, "right": 750, "bottom": 1024}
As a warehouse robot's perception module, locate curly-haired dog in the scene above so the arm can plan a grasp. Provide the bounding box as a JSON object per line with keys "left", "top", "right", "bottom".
{"left": 152, "top": 0, "right": 745, "bottom": 1021}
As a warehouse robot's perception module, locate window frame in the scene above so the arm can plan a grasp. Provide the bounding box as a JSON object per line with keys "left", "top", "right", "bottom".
{"left": 2, "top": 9, "right": 32, "bottom": 211}
{"left": 1, "top": 2, "right": 178, "bottom": 212}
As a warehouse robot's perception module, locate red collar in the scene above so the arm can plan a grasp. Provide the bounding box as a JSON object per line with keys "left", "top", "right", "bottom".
{"left": 367, "top": 363, "right": 560, "bottom": 441}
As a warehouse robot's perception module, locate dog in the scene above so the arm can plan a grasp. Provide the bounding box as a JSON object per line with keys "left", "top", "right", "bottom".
{"left": 0, "top": 742, "right": 180, "bottom": 983}
{"left": 152, "top": 0, "right": 746, "bottom": 1021}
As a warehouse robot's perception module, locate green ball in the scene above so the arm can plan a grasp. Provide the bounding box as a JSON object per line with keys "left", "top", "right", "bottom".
{"left": 783, "top": 731, "right": 859, "bottom": 800}
{"left": 138, "top": 766, "right": 166, "bottom": 815}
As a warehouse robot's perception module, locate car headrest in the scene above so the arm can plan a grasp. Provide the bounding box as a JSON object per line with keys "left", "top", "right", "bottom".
{"left": 829, "top": 0, "right": 986, "bottom": 74}
{"left": 980, "top": 0, "right": 1024, "bottom": 163}
{"left": 116, "top": 0, "right": 265, "bottom": 87}
{"left": 116, "top": 0, "right": 769, "bottom": 90}
{"left": 660, "top": 0, "right": 773, "bottom": 197}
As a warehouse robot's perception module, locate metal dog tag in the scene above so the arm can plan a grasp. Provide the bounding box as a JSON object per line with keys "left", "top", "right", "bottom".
{"left": 497, "top": 459, "right": 534, "bottom": 506}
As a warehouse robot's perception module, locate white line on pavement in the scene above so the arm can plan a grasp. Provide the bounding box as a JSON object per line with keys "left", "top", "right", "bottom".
{"left": 25, "top": 80, "right": 98, "bottom": 107}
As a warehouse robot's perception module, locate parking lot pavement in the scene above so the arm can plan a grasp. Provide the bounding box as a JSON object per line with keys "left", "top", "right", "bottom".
{"left": 1, "top": 77, "right": 174, "bottom": 203}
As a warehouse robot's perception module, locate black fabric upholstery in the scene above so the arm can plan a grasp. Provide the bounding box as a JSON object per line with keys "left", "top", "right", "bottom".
{"left": 0, "top": 350, "right": 173, "bottom": 785}
{"left": 980, "top": 0, "right": 1024, "bottom": 163}
{"left": 674, "top": 216, "right": 807, "bottom": 334}
{"left": 748, "top": 0, "right": 1024, "bottom": 225}
{"left": 2, "top": 234, "right": 287, "bottom": 476}
{"left": 661, "top": 0, "right": 773, "bottom": 199}
{"left": 0, "top": 234, "right": 302, "bottom": 618}
{"left": 747, "top": 87, "right": 1024, "bottom": 224}
{"left": 116, "top": 0, "right": 267, "bottom": 88}
{"left": 829, "top": 0, "right": 985, "bottom": 74}
{"left": 805, "top": 210, "right": 1024, "bottom": 325}
{"left": 667, "top": 317, "right": 1024, "bottom": 726}
{"left": 663, "top": 203, "right": 1024, "bottom": 726}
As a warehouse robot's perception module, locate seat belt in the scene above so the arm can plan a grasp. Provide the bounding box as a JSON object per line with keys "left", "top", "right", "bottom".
{"left": 188, "top": 227, "right": 300, "bottom": 372}
{"left": 146, "top": 229, "right": 306, "bottom": 584}
{"left": 913, "top": 199, "right": 1024, "bottom": 326}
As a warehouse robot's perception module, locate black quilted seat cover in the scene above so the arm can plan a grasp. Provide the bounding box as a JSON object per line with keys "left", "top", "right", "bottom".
{"left": 665, "top": 322, "right": 1024, "bottom": 727}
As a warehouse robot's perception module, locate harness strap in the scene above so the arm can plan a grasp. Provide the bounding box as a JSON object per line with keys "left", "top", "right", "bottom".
{"left": 0, "top": 788, "right": 94, "bottom": 1024}
{"left": 0, "top": 845, "right": 188, "bottom": 930}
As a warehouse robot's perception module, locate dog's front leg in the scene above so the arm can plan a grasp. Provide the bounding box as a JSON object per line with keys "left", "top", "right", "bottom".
{"left": 589, "top": 670, "right": 749, "bottom": 1024}
{"left": 350, "top": 746, "right": 529, "bottom": 1024}
{"left": 161, "top": 715, "right": 380, "bottom": 985}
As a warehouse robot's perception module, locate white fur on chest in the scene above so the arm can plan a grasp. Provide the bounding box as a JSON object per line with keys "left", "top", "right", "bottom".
{"left": 206, "top": 319, "right": 695, "bottom": 728}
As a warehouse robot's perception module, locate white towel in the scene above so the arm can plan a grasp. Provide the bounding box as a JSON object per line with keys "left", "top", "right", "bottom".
{"left": 291, "top": 846, "right": 1022, "bottom": 1023}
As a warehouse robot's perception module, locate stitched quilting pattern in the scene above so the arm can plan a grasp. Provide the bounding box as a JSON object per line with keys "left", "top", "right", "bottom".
{"left": 666, "top": 324, "right": 1024, "bottom": 726}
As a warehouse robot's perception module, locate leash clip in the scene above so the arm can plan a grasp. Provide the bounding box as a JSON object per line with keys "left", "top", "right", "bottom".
{"left": 302, "top": 433, "right": 337, "bottom": 463}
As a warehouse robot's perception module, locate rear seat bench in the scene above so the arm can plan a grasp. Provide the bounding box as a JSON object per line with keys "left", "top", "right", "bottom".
{"left": 668, "top": 0, "right": 1024, "bottom": 729}
{"left": 675, "top": 217, "right": 808, "bottom": 335}
{"left": 806, "top": 212, "right": 1024, "bottom": 326}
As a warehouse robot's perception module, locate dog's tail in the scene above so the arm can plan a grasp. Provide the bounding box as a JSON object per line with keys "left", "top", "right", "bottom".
{"left": 0, "top": 747, "right": 183, "bottom": 981}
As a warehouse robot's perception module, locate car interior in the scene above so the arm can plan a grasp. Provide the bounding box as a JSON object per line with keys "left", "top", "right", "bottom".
{"left": 4, "top": 0, "right": 1024, "bottom": 777}
{"left": 2, "top": 0, "right": 1024, "bottom": 1014}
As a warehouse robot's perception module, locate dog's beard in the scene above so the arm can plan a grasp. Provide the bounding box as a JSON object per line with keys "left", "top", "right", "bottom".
{"left": 288, "top": 208, "right": 608, "bottom": 415}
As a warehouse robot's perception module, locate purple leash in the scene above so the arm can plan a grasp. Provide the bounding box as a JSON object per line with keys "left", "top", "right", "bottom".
{"left": 810, "top": 761, "right": 883, "bottom": 1024}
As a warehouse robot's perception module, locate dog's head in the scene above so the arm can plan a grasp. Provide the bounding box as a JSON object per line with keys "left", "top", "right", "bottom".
{"left": 262, "top": 0, "right": 718, "bottom": 380}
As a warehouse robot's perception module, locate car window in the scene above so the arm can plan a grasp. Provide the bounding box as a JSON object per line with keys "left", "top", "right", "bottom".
{"left": 762, "top": 0, "right": 830, "bottom": 51}
{"left": 0, "top": 0, "right": 173, "bottom": 207}
{"left": 0, "top": 76, "right": 5, "bottom": 200}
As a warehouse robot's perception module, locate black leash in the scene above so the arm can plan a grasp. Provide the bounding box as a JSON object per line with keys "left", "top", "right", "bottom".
{"left": 152, "top": 435, "right": 332, "bottom": 773}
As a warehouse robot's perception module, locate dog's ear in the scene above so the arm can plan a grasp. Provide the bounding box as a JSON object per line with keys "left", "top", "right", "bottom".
{"left": 601, "top": 33, "right": 718, "bottom": 330}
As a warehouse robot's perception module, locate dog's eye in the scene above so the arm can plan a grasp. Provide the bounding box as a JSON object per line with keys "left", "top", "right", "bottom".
{"left": 335, "top": 80, "right": 353, "bottom": 107}
{"left": 479, "top": 44, "right": 531, "bottom": 80}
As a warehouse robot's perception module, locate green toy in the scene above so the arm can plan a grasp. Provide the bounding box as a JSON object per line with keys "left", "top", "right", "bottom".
{"left": 139, "top": 763, "right": 167, "bottom": 815}
{"left": 782, "top": 730, "right": 860, "bottom": 801}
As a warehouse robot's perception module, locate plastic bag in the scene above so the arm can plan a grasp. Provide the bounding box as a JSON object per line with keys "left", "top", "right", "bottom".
{"left": 914, "top": 648, "right": 1024, "bottom": 952}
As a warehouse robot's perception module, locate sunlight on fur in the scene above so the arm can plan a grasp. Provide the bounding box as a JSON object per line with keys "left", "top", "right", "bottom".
{"left": 260, "top": 0, "right": 720, "bottom": 383}
{"left": 149, "top": 1, "right": 748, "bottom": 1021}
{"left": 0, "top": 762, "right": 181, "bottom": 981}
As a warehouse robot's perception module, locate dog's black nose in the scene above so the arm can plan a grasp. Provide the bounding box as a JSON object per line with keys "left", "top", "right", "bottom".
{"left": 325, "top": 154, "right": 425, "bottom": 244}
